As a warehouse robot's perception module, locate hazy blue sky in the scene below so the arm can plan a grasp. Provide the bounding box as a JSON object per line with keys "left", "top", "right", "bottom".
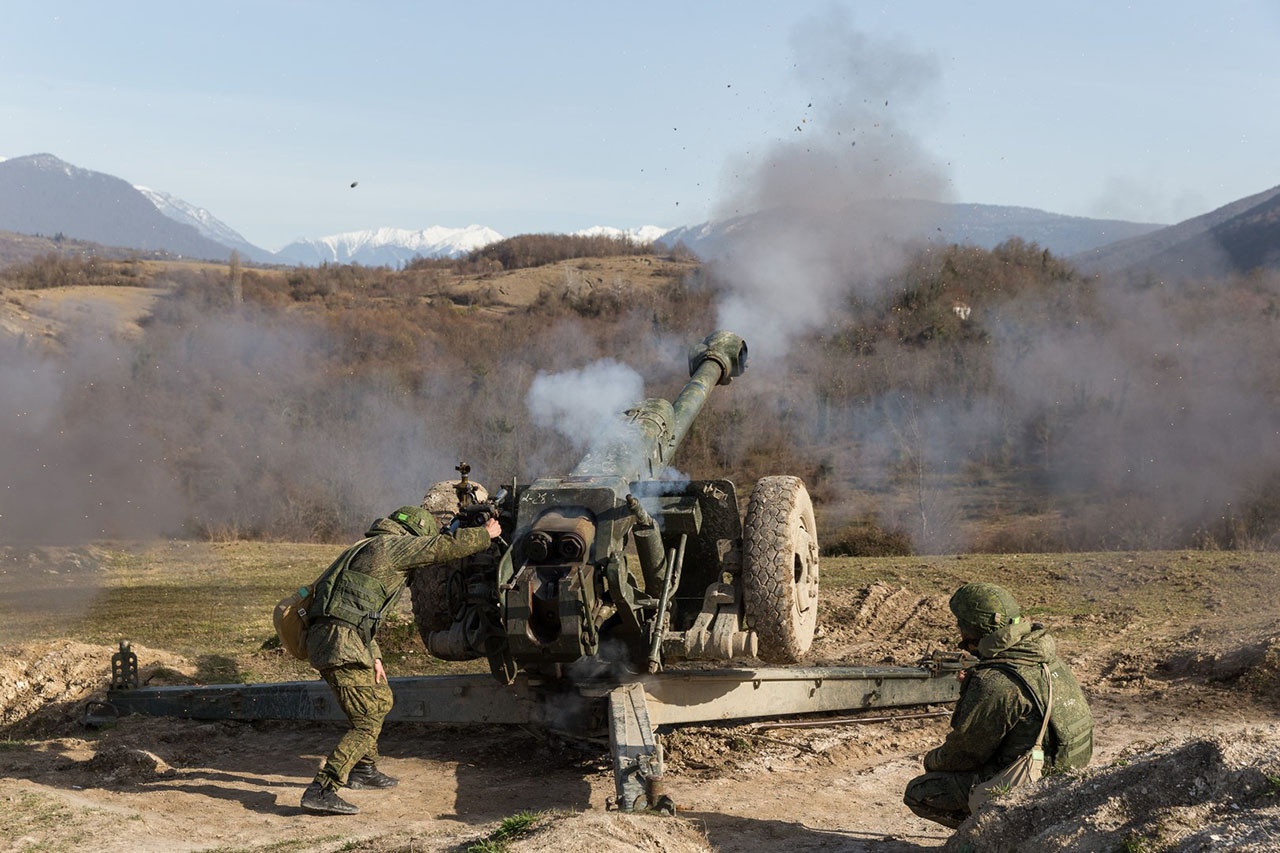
{"left": 3, "top": 1, "right": 1278, "bottom": 251}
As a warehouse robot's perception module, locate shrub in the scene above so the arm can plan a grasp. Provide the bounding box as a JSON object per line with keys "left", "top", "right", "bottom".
{"left": 823, "top": 519, "right": 914, "bottom": 557}
{"left": 0, "top": 252, "right": 154, "bottom": 289}
{"left": 468, "top": 233, "right": 652, "bottom": 270}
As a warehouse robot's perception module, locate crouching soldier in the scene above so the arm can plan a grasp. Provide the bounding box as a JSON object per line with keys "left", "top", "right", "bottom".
{"left": 301, "top": 504, "right": 501, "bottom": 815}
{"left": 903, "top": 582, "right": 1094, "bottom": 828}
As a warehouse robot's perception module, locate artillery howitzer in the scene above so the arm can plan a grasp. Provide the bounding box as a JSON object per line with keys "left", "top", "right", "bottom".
{"left": 412, "top": 330, "right": 821, "bottom": 684}
{"left": 102, "top": 330, "right": 962, "bottom": 812}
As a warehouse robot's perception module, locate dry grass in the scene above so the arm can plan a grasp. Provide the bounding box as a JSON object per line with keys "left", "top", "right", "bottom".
{"left": 8, "top": 541, "right": 1280, "bottom": 688}
{"left": 0, "top": 541, "right": 488, "bottom": 685}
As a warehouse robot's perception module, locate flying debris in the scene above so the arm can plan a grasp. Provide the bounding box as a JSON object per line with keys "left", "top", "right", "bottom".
{"left": 350, "top": 181, "right": 359, "bottom": 188}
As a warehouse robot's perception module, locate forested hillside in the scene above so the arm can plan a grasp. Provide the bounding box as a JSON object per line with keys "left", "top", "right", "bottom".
{"left": 3, "top": 234, "right": 1279, "bottom": 553}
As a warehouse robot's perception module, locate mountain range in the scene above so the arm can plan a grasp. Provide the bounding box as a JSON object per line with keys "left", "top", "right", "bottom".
{"left": 655, "top": 199, "right": 1164, "bottom": 263}
{"left": 1071, "top": 183, "right": 1280, "bottom": 281}
{"left": 0, "top": 154, "right": 245, "bottom": 262}
{"left": 1, "top": 152, "right": 1277, "bottom": 280}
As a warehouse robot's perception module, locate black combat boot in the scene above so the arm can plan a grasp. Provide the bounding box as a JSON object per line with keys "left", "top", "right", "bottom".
{"left": 347, "top": 759, "right": 399, "bottom": 789}
{"left": 301, "top": 780, "right": 360, "bottom": 815}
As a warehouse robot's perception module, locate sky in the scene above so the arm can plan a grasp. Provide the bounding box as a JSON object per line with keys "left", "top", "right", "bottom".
{"left": 2, "top": 1, "right": 1278, "bottom": 252}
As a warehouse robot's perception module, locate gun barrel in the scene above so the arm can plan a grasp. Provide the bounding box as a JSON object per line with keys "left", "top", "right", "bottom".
{"left": 670, "top": 331, "right": 747, "bottom": 450}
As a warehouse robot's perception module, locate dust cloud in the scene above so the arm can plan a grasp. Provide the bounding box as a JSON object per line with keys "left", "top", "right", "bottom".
{"left": 4, "top": 13, "right": 1278, "bottom": 558}
{"left": 1, "top": 331, "right": 186, "bottom": 544}
{"left": 700, "top": 8, "right": 1280, "bottom": 552}
{"left": 986, "top": 282, "right": 1280, "bottom": 547}
{"left": 0, "top": 303, "right": 464, "bottom": 546}
{"left": 711, "top": 7, "right": 951, "bottom": 366}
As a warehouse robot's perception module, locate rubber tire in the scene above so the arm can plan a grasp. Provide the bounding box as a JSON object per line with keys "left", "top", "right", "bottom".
{"left": 742, "top": 476, "right": 820, "bottom": 663}
{"left": 409, "top": 559, "right": 460, "bottom": 642}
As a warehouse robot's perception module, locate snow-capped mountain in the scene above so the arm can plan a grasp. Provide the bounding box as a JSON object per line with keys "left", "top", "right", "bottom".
{"left": 0, "top": 152, "right": 1173, "bottom": 271}
{"left": 134, "top": 185, "right": 274, "bottom": 263}
{"left": 0, "top": 153, "right": 246, "bottom": 262}
{"left": 572, "top": 225, "right": 673, "bottom": 243}
{"left": 274, "top": 225, "right": 505, "bottom": 266}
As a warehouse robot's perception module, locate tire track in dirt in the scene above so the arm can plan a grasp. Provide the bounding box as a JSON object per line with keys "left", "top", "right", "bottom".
{"left": 813, "top": 582, "right": 956, "bottom": 666}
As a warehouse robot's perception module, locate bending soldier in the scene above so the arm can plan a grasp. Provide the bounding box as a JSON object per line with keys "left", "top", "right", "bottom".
{"left": 903, "top": 582, "right": 1094, "bottom": 828}
{"left": 301, "top": 503, "right": 500, "bottom": 816}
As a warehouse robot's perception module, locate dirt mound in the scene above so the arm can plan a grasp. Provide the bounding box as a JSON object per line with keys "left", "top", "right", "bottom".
{"left": 1162, "top": 633, "right": 1280, "bottom": 698}
{"left": 85, "top": 745, "right": 177, "bottom": 785}
{"left": 503, "top": 810, "right": 714, "bottom": 852}
{"left": 0, "top": 641, "right": 194, "bottom": 738}
{"left": 1086, "top": 629, "right": 1280, "bottom": 701}
{"left": 662, "top": 711, "right": 946, "bottom": 782}
{"left": 949, "top": 726, "right": 1280, "bottom": 852}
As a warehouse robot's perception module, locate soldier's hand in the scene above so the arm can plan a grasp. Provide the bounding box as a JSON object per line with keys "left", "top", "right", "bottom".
{"left": 374, "top": 659, "right": 387, "bottom": 684}
{"left": 484, "top": 517, "right": 502, "bottom": 539}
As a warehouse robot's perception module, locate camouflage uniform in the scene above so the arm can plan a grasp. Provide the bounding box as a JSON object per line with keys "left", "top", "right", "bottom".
{"left": 306, "top": 510, "right": 491, "bottom": 793}
{"left": 904, "top": 583, "right": 1094, "bottom": 828}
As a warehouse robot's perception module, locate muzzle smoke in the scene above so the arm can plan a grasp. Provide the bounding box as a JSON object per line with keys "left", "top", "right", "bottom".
{"left": 525, "top": 359, "right": 645, "bottom": 449}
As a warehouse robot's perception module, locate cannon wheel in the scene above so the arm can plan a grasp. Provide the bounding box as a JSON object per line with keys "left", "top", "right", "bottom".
{"left": 742, "top": 476, "right": 819, "bottom": 663}
{"left": 409, "top": 559, "right": 461, "bottom": 642}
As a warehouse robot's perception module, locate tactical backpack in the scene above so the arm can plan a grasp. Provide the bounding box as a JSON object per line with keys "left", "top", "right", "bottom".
{"left": 273, "top": 584, "right": 316, "bottom": 660}
{"left": 272, "top": 537, "right": 375, "bottom": 660}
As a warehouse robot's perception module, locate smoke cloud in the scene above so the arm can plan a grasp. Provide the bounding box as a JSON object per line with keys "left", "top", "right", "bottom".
{"left": 987, "top": 282, "right": 1280, "bottom": 547}
{"left": 694, "top": 9, "right": 1280, "bottom": 553}
{"left": 0, "top": 297, "right": 465, "bottom": 545}
{"left": 6, "top": 10, "right": 1277, "bottom": 562}
{"left": 1, "top": 309, "right": 186, "bottom": 543}
{"left": 712, "top": 7, "right": 951, "bottom": 365}
{"left": 525, "top": 359, "right": 645, "bottom": 448}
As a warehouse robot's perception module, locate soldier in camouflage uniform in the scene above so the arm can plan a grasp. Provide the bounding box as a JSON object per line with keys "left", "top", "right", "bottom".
{"left": 903, "top": 582, "right": 1094, "bottom": 828}
{"left": 300, "top": 504, "right": 501, "bottom": 816}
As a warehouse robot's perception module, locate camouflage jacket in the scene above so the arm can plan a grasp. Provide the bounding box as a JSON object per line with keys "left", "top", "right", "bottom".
{"left": 306, "top": 525, "right": 490, "bottom": 674}
{"left": 923, "top": 622, "right": 1093, "bottom": 778}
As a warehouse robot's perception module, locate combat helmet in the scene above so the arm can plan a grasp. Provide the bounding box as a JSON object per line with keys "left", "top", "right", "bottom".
{"left": 421, "top": 479, "right": 488, "bottom": 525}
{"left": 949, "top": 582, "right": 1022, "bottom": 639}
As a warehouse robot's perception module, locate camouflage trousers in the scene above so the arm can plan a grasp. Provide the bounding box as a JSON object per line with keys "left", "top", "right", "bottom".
{"left": 903, "top": 769, "right": 982, "bottom": 829}
{"left": 314, "top": 664, "right": 395, "bottom": 789}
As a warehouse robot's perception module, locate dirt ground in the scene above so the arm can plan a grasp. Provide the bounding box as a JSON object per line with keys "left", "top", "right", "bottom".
{"left": 0, "top": 284, "right": 160, "bottom": 354}
{"left": 4, "top": 567, "right": 1280, "bottom": 852}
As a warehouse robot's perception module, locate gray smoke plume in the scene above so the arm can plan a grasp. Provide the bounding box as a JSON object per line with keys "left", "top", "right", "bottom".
{"left": 525, "top": 359, "right": 645, "bottom": 449}
{"left": 0, "top": 296, "right": 464, "bottom": 545}
{"left": 1, "top": 320, "right": 187, "bottom": 543}
{"left": 986, "top": 281, "right": 1280, "bottom": 548}
{"left": 695, "top": 8, "right": 1280, "bottom": 553}
{"left": 712, "top": 7, "right": 951, "bottom": 366}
